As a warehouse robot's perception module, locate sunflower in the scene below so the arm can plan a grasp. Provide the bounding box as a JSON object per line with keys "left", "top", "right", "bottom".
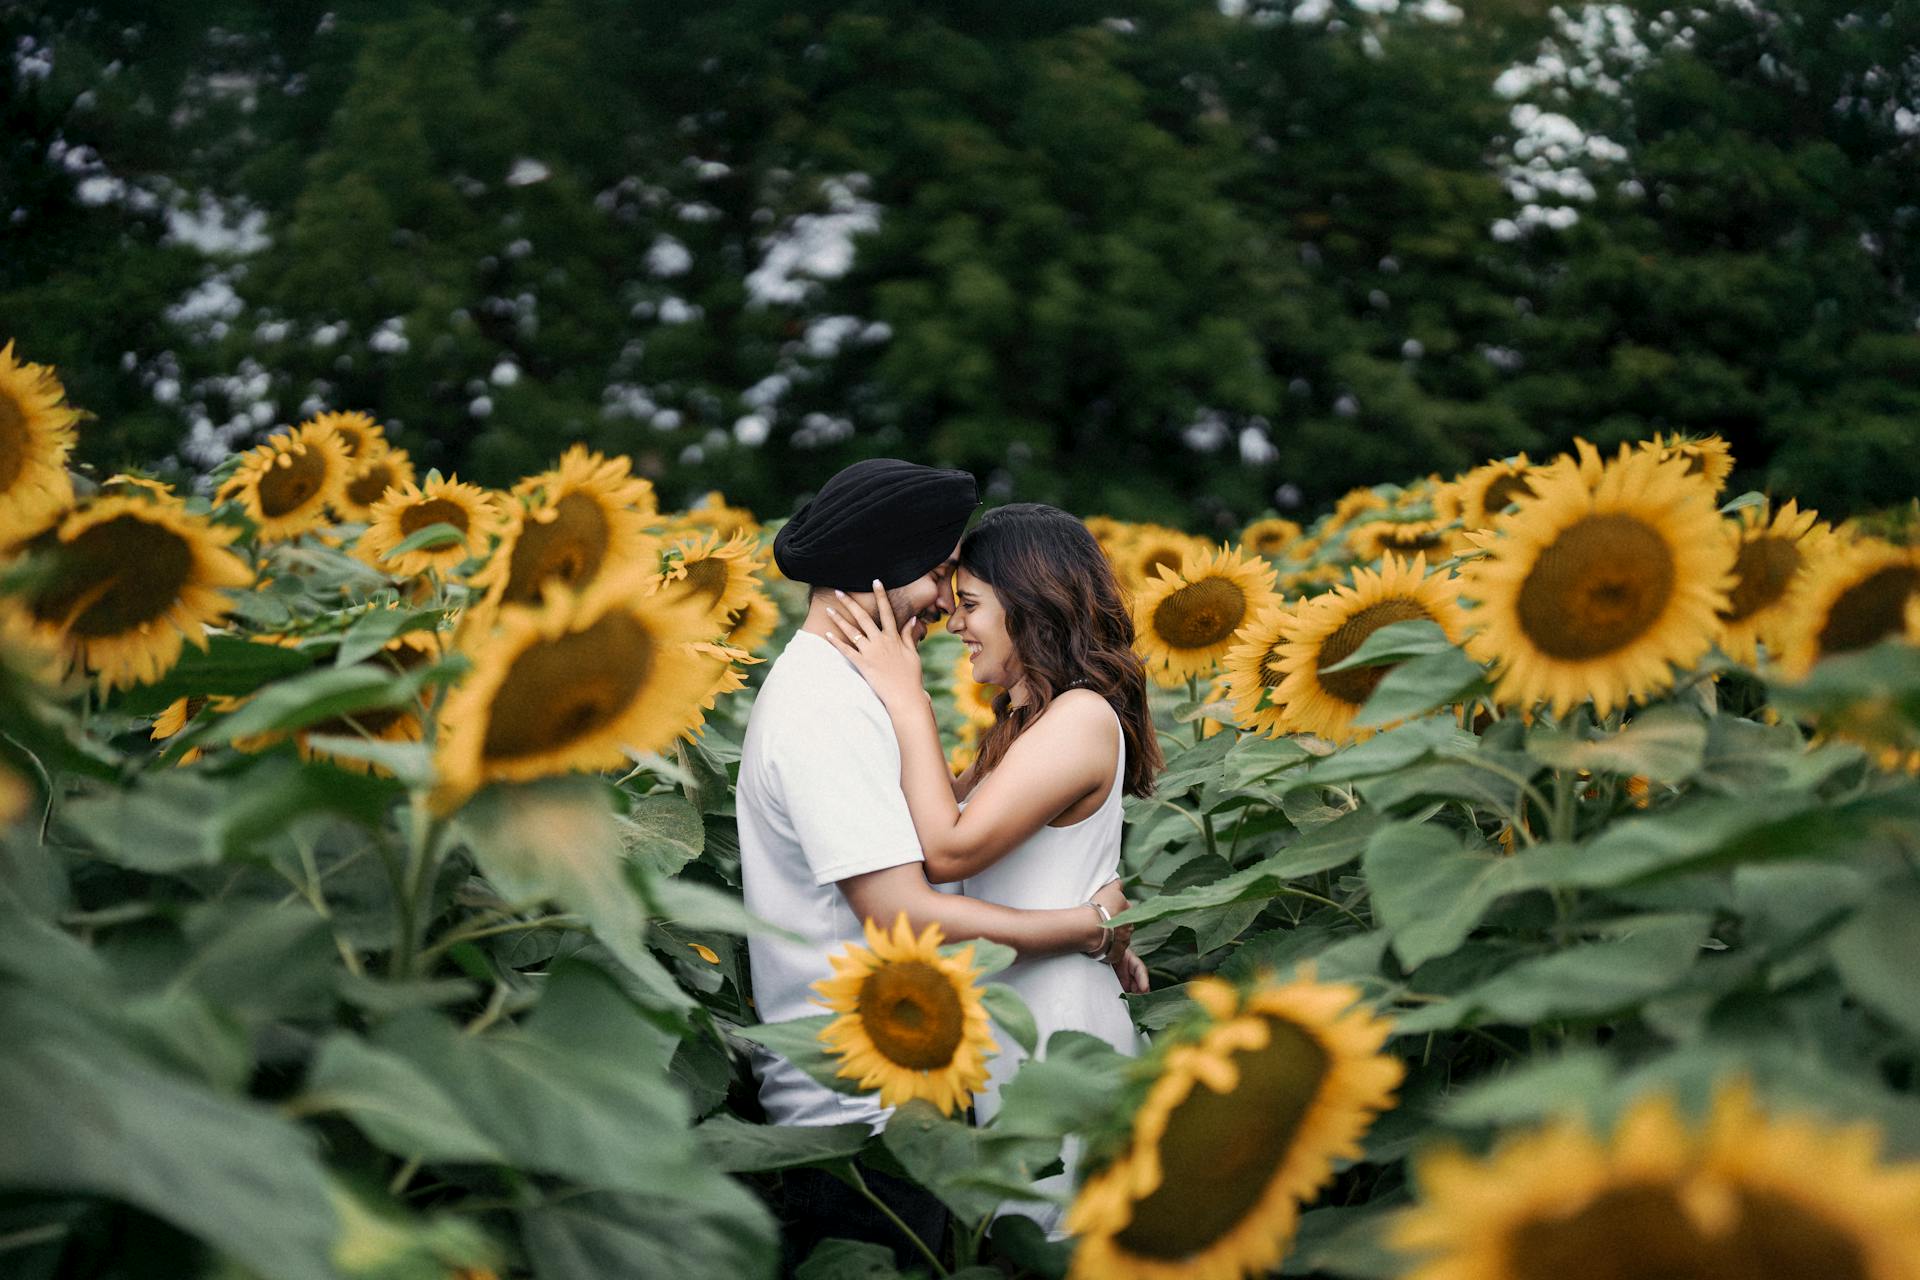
{"left": 1221, "top": 605, "right": 1294, "bottom": 738}
{"left": 1067, "top": 973, "right": 1402, "bottom": 1280}
{"left": 1393, "top": 1082, "right": 1920, "bottom": 1280}
{"left": 1197, "top": 670, "right": 1237, "bottom": 741}
{"left": 676, "top": 489, "right": 756, "bottom": 541}
{"left": 1133, "top": 544, "right": 1281, "bottom": 686}
{"left": 1716, "top": 500, "right": 1836, "bottom": 668}
{"left": 1273, "top": 555, "right": 1469, "bottom": 743}
{"left": 334, "top": 449, "right": 417, "bottom": 523}
{"left": 655, "top": 532, "right": 767, "bottom": 630}
{"left": 1115, "top": 525, "right": 1208, "bottom": 597}
{"left": 1642, "top": 432, "right": 1735, "bottom": 491}
{"left": 217, "top": 420, "right": 352, "bottom": 542}
{"left": 1461, "top": 444, "right": 1733, "bottom": 717}
{"left": 0, "top": 340, "right": 80, "bottom": 543}
{"left": 1774, "top": 539, "right": 1920, "bottom": 681}
{"left": 433, "top": 565, "right": 717, "bottom": 807}
{"left": 99, "top": 473, "right": 177, "bottom": 504}
{"left": 1447, "top": 455, "right": 1537, "bottom": 533}
{"left": 306, "top": 410, "right": 388, "bottom": 464}
{"left": 721, "top": 589, "right": 781, "bottom": 655}
{"left": 1350, "top": 518, "right": 1454, "bottom": 564}
{"left": 474, "top": 447, "right": 658, "bottom": 610}
{"left": 1333, "top": 486, "right": 1389, "bottom": 526}
{"left": 10, "top": 496, "right": 252, "bottom": 690}
{"left": 1085, "top": 515, "right": 1133, "bottom": 561}
{"left": 812, "top": 913, "right": 997, "bottom": 1117}
{"left": 358, "top": 474, "right": 500, "bottom": 578}
{"left": 151, "top": 694, "right": 210, "bottom": 765}
{"left": 0, "top": 760, "right": 27, "bottom": 826}
{"left": 952, "top": 646, "right": 1000, "bottom": 731}
{"left": 1242, "top": 517, "right": 1304, "bottom": 561}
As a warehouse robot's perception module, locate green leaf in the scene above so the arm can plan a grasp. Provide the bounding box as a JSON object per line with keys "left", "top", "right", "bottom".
{"left": 634, "top": 868, "right": 790, "bottom": 939}
{"left": 695, "top": 1115, "right": 869, "bottom": 1173}
{"left": 1303, "top": 718, "right": 1468, "bottom": 786}
{"left": 213, "top": 755, "right": 403, "bottom": 850}
{"left": 1441, "top": 1052, "right": 1618, "bottom": 1128}
{"left": 519, "top": 1184, "right": 778, "bottom": 1280}
{"left": 992, "top": 1030, "right": 1134, "bottom": 1139}
{"left": 957, "top": 937, "right": 1017, "bottom": 977}
{"left": 1283, "top": 1202, "right": 1407, "bottom": 1279}
{"left": 1831, "top": 891, "right": 1920, "bottom": 1038}
{"left": 882, "top": 1100, "right": 1061, "bottom": 1223}
{"left": 199, "top": 663, "right": 424, "bottom": 744}
{"left": 175, "top": 903, "right": 335, "bottom": 1024}
{"left": 374, "top": 965, "right": 698, "bottom": 1195}
{"left": 1110, "top": 808, "right": 1381, "bottom": 927}
{"left": 1527, "top": 705, "right": 1708, "bottom": 783}
{"left": 0, "top": 988, "right": 340, "bottom": 1280}
{"left": 382, "top": 521, "right": 467, "bottom": 558}
{"left": 59, "top": 774, "right": 226, "bottom": 871}
{"left": 1364, "top": 823, "right": 1518, "bottom": 969}
{"left": 794, "top": 1239, "right": 908, "bottom": 1280}
{"left": 1398, "top": 914, "right": 1713, "bottom": 1033}
{"left": 1154, "top": 731, "right": 1237, "bottom": 794}
{"left": 1318, "top": 619, "right": 1453, "bottom": 672}
{"left": 335, "top": 607, "right": 447, "bottom": 667}
{"left": 114, "top": 635, "right": 314, "bottom": 715}
{"left": 732, "top": 1015, "right": 865, "bottom": 1099}
{"left": 299, "top": 735, "right": 434, "bottom": 786}
{"left": 300, "top": 1034, "right": 507, "bottom": 1164}
{"left": 618, "top": 793, "right": 706, "bottom": 875}
{"left": 1353, "top": 647, "right": 1486, "bottom": 728}
{"left": 1221, "top": 733, "right": 1314, "bottom": 790}
{"left": 458, "top": 780, "right": 664, "bottom": 1002}
{"left": 981, "top": 982, "right": 1038, "bottom": 1057}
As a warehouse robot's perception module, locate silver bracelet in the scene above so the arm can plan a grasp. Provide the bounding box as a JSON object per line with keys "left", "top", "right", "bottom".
{"left": 1085, "top": 899, "right": 1114, "bottom": 959}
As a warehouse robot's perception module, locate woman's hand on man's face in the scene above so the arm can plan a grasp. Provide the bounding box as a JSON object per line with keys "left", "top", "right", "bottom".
{"left": 822, "top": 581, "right": 928, "bottom": 711}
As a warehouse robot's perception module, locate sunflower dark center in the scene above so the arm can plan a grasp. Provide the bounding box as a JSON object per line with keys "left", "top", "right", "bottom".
{"left": 1513, "top": 515, "right": 1675, "bottom": 660}
{"left": 1153, "top": 578, "right": 1248, "bottom": 650}
{"left": 257, "top": 447, "right": 330, "bottom": 519}
{"left": 1480, "top": 471, "right": 1533, "bottom": 518}
{"left": 345, "top": 464, "right": 397, "bottom": 508}
{"left": 499, "top": 492, "right": 610, "bottom": 606}
{"left": 1721, "top": 535, "right": 1802, "bottom": 623}
{"left": 676, "top": 555, "right": 732, "bottom": 608}
{"left": 479, "top": 611, "right": 652, "bottom": 761}
{"left": 1507, "top": 1184, "right": 1867, "bottom": 1280}
{"left": 1815, "top": 566, "right": 1920, "bottom": 657}
{"left": 856, "top": 960, "right": 965, "bottom": 1070}
{"left": 335, "top": 425, "right": 368, "bottom": 459}
{"left": 1141, "top": 546, "right": 1186, "bottom": 580}
{"left": 399, "top": 497, "right": 471, "bottom": 537}
{"left": 1316, "top": 599, "right": 1433, "bottom": 706}
{"left": 0, "top": 387, "right": 26, "bottom": 492}
{"left": 28, "top": 514, "right": 194, "bottom": 637}
{"left": 1115, "top": 1014, "right": 1330, "bottom": 1261}
{"left": 1382, "top": 528, "right": 1445, "bottom": 553}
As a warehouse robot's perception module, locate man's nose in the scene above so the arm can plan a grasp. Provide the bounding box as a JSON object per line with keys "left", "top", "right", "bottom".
{"left": 933, "top": 576, "right": 957, "bottom": 617}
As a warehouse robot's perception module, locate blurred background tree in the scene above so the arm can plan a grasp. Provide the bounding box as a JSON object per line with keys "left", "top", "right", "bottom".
{"left": 2, "top": 0, "right": 1915, "bottom": 528}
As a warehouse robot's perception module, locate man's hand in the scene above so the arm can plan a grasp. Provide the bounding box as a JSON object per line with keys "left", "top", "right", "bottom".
{"left": 1092, "top": 878, "right": 1133, "bottom": 958}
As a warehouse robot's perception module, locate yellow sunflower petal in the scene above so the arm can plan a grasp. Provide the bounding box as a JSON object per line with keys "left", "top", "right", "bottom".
{"left": 0, "top": 340, "right": 80, "bottom": 543}
{"left": 217, "top": 420, "right": 353, "bottom": 542}
{"left": 1133, "top": 544, "right": 1282, "bottom": 686}
{"left": 1067, "top": 972, "right": 1401, "bottom": 1280}
{"left": 811, "top": 912, "right": 998, "bottom": 1117}
{"left": 8, "top": 495, "right": 252, "bottom": 690}
{"left": 334, "top": 448, "right": 417, "bottom": 522}
{"left": 1274, "top": 554, "right": 1469, "bottom": 743}
{"left": 1774, "top": 538, "right": 1920, "bottom": 681}
{"left": 358, "top": 474, "right": 501, "bottom": 578}
{"left": 1716, "top": 499, "right": 1836, "bottom": 668}
{"left": 1461, "top": 445, "right": 1734, "bottom": 717}
{"left": 472, "top": 446, "right": 659, "bottom": 611}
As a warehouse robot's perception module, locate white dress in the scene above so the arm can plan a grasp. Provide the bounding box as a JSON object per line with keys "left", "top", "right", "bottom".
{"left": 961, "top": 700, "right": 1142, "bottom": 1234}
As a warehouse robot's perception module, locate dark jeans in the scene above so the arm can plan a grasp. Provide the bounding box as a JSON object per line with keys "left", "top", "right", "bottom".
{"left": 780, "top": 1165, "right": 951, "bottom": 1276}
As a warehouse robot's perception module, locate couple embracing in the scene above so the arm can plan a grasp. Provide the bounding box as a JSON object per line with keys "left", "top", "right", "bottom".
{"left": 739, "top": 458, "right": 1163, "bottom": 1260}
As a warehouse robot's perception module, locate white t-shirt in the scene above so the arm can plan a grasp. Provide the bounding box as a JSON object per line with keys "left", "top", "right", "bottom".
{"left": 739, "top": 630, "right": 927, "bottom": 1128}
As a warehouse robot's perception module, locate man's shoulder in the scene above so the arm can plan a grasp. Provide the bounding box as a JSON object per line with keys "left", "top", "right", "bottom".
{"left": 752, "top": 635, "right": 887, "bottom": 735}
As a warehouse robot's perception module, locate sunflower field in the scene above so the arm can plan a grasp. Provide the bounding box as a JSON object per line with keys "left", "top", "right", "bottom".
{"left": 7, "top": 334, "right": 1920, "bottom": 1280}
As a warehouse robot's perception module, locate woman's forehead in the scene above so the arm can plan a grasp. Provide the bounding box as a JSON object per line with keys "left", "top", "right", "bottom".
{"left": 955, "top": 566, "right": 989, "bottom": 595}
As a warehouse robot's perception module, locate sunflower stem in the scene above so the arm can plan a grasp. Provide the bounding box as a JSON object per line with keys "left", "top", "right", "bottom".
{"left": 841, "top": 1164, "right": 949, "bottom": 1277}
{"left": 1549, "top": 767, "right": 1576, "bottom": 845}
{"left": 676, "top": 739, "right": 703, "bottom": 813}
{"left": 1187, "top": 675, "right": 1203, "bottom": 745}
{"left": 393, "top": 794, "right": 444, "bottom": 979}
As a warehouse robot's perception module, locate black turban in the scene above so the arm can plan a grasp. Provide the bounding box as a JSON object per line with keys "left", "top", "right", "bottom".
{"left": 773, "top": 459, "right": 979, "bottom": 590}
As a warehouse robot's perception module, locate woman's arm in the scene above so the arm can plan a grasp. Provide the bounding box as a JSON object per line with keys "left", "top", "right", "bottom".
{"left": 839, "top": 864, "right": 1130, "bottom": 959}
{"left": 823, "top": 591, "right": 1114, "bottom": 883}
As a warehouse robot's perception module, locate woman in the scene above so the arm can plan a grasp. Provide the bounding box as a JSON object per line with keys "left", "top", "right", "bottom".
{"left": 823, "top": 502, "right": 1163, "bottom": 1230}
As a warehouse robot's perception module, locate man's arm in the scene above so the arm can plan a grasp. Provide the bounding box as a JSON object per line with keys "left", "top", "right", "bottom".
{"left": 839, "top": 864, "right": 1129, "bottom": 959}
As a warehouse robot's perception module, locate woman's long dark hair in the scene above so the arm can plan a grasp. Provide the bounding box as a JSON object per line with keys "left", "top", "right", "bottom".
{"left": 959, "top": 503, "right": 1162, "bottom": 798}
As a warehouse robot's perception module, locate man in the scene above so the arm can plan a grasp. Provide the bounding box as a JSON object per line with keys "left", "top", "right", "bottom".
{"left": 739, "top": 458, "right": 1130, "bottom": 1266}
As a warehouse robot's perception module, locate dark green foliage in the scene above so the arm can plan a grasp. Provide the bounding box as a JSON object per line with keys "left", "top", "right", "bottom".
{"left": 3, "top": 0, "right": 1916, "bottom": 520}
